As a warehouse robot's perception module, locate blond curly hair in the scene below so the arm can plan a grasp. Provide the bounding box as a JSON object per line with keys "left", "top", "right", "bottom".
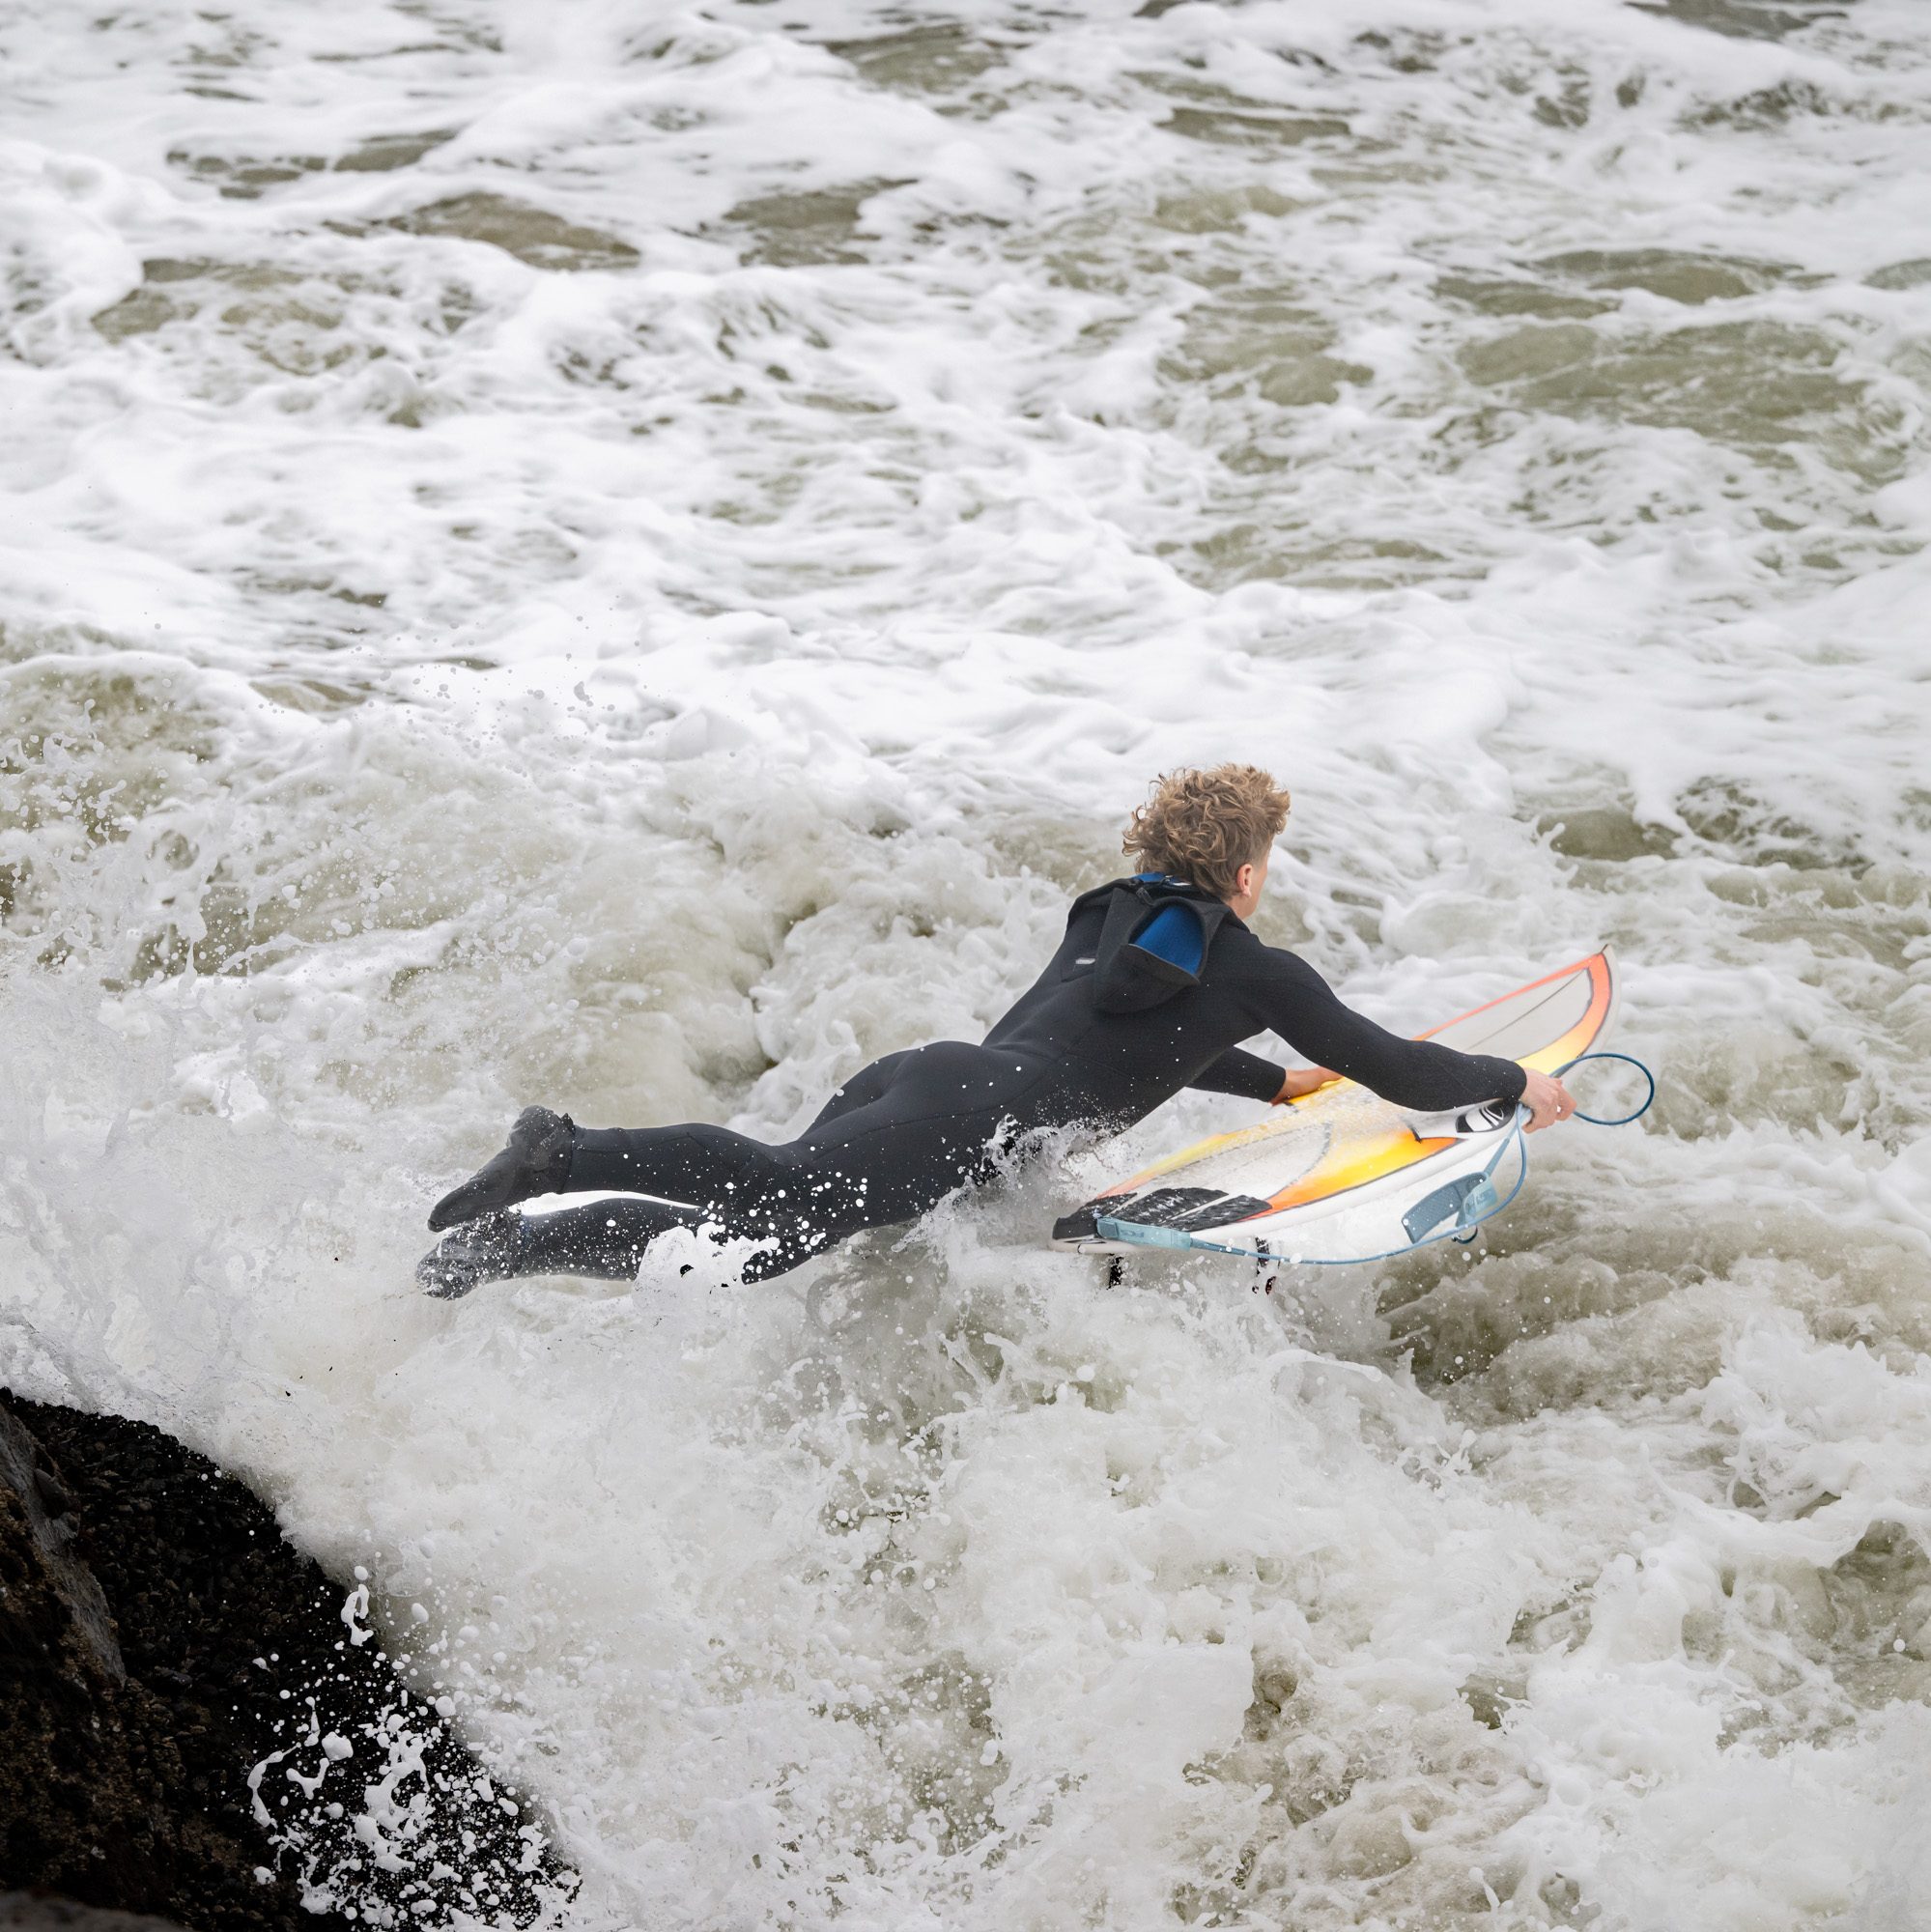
{"left": 1122, "top": 764, "right": 1292, "bottom": 899}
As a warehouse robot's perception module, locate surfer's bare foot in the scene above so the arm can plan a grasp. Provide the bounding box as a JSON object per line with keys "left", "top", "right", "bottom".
{"left": 428, "top": 1105, "right": 576, "bottom": 1231}
{"left": 417, "top": 1208, "right": 527, "bottom": 1297}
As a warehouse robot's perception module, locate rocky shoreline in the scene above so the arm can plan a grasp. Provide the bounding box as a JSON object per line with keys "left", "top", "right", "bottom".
{"left": 0, "top": 1393, "right": 569, "bottom": 1930}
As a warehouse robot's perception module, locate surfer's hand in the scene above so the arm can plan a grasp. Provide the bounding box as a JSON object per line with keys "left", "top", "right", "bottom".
{"left": 1272, "top": 1065, "right": 1341, "bottom": 1104}
{"left": 1519, "top": 1069, "right": 1576, "bottom": 1132}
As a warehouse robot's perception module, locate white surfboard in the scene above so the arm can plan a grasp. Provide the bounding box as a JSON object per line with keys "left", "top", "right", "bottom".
{"left": 1051, "top": 950, "right": 1617, "bottom": 1264}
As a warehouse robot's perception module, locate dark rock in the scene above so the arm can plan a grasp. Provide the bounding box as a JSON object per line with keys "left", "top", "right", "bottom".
{"left": 0, "top": 1393, "right": 571, "bottom": 1929}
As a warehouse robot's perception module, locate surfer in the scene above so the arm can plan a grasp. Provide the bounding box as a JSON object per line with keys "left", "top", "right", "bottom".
{"left": 419, "top": 765, "right": 1576, "bottom": 1294}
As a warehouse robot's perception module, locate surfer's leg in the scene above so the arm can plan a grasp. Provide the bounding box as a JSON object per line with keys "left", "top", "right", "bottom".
{"left": 570, "top": 1121, "right": 888, "bottom": 1276}
{"left": 725, "top": 1065, "right": 1021, "bottom": 1281}
{"left": 566, "top": 1122, "right": 791, "bottom": 1208}
{"left": 417, "top": 1198, "right": 701, "bottom": 1297}
{"left": 521, "top": 1197, "right": 704, "bottom": 1275}
{"left": 425, "top": 1046, "right": 1032, "bottom": 1290}
{"left": 429, "top": 1101, "right": 801, "bottom": 1236}
{"left": 424, "top": 1116, "right": 866, "bottom": 1290}
{"left": 561, "top": 1100, "right": 1008, "bottom": 1285}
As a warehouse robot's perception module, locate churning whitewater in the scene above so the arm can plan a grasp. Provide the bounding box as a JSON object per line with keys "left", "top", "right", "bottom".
{"left": 5, "top": 0, "right": 1931, "bottom": 1924}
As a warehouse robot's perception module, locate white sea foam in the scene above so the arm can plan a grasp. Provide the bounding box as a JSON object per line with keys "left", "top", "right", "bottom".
{"left": 5, "top": 0, "right": 1931, "bottom": 1923}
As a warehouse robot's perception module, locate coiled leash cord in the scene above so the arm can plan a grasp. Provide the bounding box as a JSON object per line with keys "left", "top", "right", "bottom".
{"left": 1444, "top": 1050, "right": 1655, "bottom": 1246}
{"left": 1552, "top": 1050, "right": 1655, "bottom": 1126}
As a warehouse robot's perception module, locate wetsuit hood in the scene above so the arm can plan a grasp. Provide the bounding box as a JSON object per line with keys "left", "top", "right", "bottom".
{"left": 1065, "top": 875, "right": 1237, "bottom": 1013}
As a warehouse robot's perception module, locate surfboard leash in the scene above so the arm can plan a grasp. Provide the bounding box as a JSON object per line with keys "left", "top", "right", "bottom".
{"left": 1443, "top": 1051, "right": 1655, "bottom": 1246}
{"left": 1552, "top": 1050, "right": 1655, "bottom": 1126}
{"left": 1330, "top": 1050, "right": 1658, "bottom": 1260}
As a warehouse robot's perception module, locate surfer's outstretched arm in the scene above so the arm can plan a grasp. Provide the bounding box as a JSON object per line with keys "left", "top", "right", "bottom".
{"left": 1245, "top": 950, "right": 1529, "bottom": 1115}
{"left": 1186, "top": 1045, "right": 1289, "bottom": 1101}
{"left": 1187, "top": 1048, "right": 1340, "bottom": 1105}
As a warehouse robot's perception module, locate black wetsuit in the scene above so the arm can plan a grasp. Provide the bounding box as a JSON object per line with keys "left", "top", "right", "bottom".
{"left": 482, "top": 876, "right": 1527, "bottom": 1286}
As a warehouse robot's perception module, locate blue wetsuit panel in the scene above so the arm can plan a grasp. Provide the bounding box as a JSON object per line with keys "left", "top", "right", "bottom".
{"left": 1133, "top": 904, "right": 1205, "bottom": 974}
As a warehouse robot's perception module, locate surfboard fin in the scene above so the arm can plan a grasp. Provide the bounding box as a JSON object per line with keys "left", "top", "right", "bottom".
{"left": 1401, "top": 1172, "right": 1499, "bottom": 1245}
